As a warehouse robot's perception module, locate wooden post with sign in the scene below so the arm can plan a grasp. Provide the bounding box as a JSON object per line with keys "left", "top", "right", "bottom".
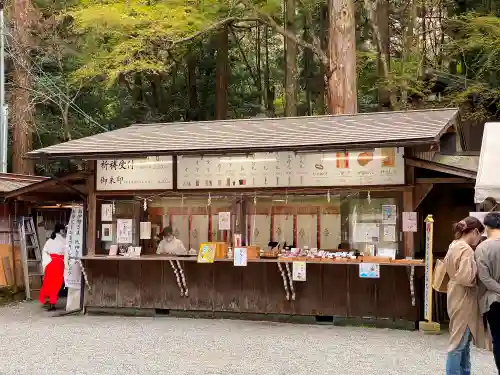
{"left": 419, "top": 215, "right": 441, "bottom": 334}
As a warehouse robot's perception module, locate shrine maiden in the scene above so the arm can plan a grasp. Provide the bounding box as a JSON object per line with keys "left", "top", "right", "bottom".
{"left": 156, "top": 226, "right": 187, "bottom": 255}
{"left": 39, "top": 223, "right": 66, "bottom": 311}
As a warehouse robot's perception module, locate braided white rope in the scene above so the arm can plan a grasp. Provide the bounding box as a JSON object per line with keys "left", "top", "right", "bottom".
{"left": 277, "top": 262, "right": 290, "bottom": 300}
{"left": 410, "top": 266, "right": 415, "bottom": 306}
{"left": 169, "top": 260, "right": 184, "bottom": 296}
{"left": 285, "top": 262, "right": 295, "bottom": 301}
{"left": 176, "top": 260, "right": 188, "bottom": 297}
{"left": 77, "top": 259, "right": 91, "bottom": 292}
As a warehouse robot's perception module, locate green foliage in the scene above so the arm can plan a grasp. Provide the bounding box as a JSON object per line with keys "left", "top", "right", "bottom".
{"left": 10, "top": 0, "right": 500, "bottom": 176}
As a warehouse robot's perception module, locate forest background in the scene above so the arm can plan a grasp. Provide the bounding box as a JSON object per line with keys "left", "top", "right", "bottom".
{"left": 5, "top": 0, "right": 500, "bottom": 174}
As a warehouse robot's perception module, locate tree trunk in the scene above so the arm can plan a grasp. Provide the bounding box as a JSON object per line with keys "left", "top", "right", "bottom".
{"left": 303, "top": 14, "right": 313, "bottom": 116}
{"left": 401, "top": 0, "right": 417, "bottom": 109}
{"left": 263, "top": 26, "right": 275, "bottom": 116}
{"left": 215, "top": 27, "right": 229, "bottom": 120}
{"left": 284, "top": 0, "right": 298, "bottom": 117}
{"left": 186, "top": 54, "right": 199, "bottom": 121}
{"left": 11, "top": 0, "right": 36, "bottom": 174}
{"left": 317, "top": 5, "right": 328, "bottom": 115}
{"left": 364, "top": 0, "right": 394, "bottom": 110}
{"left": 326, "top": 0, "right": 357, "bottom": 115}
{"left": 256, "top": 23, "right": 263, "bottom": 110}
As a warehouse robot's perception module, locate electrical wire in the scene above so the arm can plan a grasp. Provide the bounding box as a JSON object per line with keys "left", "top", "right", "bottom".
{"left": 4, "top": 30, "right": 109, "bottom": 134}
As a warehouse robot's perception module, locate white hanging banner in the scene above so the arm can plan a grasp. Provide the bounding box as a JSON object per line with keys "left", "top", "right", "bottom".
{"left": 64, "top": 206, "right": 84, "bottom": 289}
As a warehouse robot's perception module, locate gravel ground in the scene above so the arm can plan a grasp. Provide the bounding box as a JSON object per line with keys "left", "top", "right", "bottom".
{"left": 0, "top": 302, "right": 496, "bottom": 375}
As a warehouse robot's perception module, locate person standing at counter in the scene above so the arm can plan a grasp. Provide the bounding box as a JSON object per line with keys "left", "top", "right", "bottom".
{"left": 156, "top": 226, "right": 187, "bottom": 255}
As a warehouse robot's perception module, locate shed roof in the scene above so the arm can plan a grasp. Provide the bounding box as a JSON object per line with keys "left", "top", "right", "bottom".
{"left": 0, "top": 173, "right": 47, "bottom": 193}
{"left": 27, "top": 108, "right": 459, "bottom": 159}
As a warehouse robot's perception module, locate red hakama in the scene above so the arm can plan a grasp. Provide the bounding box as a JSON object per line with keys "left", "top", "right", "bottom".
{"left": 39, "top": 254, "right": 64, "bottom": 305}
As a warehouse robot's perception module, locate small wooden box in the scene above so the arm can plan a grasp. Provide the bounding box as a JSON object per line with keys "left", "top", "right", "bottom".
{"left": 245, "top": 246, "right": 260, "bottom": 259}
{"left": 214, "top": 242, "right": 229, "bottom": 259}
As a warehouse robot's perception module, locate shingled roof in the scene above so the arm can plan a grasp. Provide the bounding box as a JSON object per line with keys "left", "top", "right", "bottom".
{"left": 27, "top": 108, "right": 459, "bottom": 159}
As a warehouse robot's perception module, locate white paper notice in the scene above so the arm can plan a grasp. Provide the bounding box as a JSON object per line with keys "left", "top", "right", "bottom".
{"left": 234, "top": 247, "right": 247, "bottom": 266}
{"left": 101, "top": 223, "right": 113, "bottom": 242}
{"left": 140, "top": 222, "right": 152, "bottom": 239}
{"left": 101, "top": 204, "right": 113, "bottom": 222}
{"left": 292, "top": 261, "right": 307, "bottom": 281}
{"left": 383, "top": 225, "right": 396, "bottom": 242}
{"left": 382, "top": 205, "right": 397, "bottom": 224}
{"left": 218, "top": 212, "right": 231, "bottom": 231}
{"left": 117, "top": 219, "right": 133, "bottom": 244}
{"left": 359, "top": 263, "right": 380, "bottom": 278}
{"left": 353, "top": 223, "right": 380, "bottom": 243}
{"left": 377, "top": 248, "right": 396, "bottom": 259}
{"left": 403, "top": 212, "right": 418, "bottom": 232}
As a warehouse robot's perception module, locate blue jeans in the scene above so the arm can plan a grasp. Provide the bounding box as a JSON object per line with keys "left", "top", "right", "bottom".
{"left": 446, "top": 327, "right": 472, "bottom": 375}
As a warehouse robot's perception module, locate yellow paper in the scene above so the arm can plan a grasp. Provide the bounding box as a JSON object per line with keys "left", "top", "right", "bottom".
{"left": 197, "top": 242, "right": 216, "bottom": 264}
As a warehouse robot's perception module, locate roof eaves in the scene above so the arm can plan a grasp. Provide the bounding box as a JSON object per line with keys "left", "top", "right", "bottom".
{"left": 24, "top": 137, "right": 439, "bottom": 160}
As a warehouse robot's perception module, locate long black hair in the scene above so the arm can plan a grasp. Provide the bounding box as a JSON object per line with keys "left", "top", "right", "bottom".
{"left": 50, "top": 223, "right": 66, "bottom": 240}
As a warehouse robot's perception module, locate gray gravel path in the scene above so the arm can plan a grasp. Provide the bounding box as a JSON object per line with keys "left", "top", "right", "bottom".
{"left": 0, "top": 302, "right": 496, "bottom": 375}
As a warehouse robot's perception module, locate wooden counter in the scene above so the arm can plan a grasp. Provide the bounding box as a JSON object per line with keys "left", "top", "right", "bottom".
{"left": 81, "top": 254, "right": 424, "bottom": 266}
{"left": 82, "top": 255, "right": 423, "bottom": 325}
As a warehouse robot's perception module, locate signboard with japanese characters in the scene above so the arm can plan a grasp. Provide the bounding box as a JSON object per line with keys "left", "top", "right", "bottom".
{"left": 96, "top": 156, "right": 173, "bottom": 191}
{"left": 64, "top": 206, "right": 84, "bottom": 289}
{"left": 177, "top": 148, "right": 404, "bottom": 189}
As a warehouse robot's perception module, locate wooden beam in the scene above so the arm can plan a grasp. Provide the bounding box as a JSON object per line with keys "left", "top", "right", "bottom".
{"left": 405, "top": 157, "right": 476, "bottom": 179}
{"left": 415, "top": 177, "right": 474, "bottom": 184}
{"left": 414, "top": 183, "right": 433, "bottom": 210}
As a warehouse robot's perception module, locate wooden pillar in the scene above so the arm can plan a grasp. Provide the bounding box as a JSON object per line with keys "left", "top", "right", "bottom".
{"left": 402, "top": 190, "right": 414, "bottom": 258}
{"left": 85, "top": 161, "right": 97, "bottom": 256}
{"left": 403, "top": 162, "right": 415, "bottom": 258}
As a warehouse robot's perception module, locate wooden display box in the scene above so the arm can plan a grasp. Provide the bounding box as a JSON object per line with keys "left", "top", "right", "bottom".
{"left": 214, "top": 242, "right": 229, "bottom": 260}
{"left": 245, "top": 246, "right": 260, "bottom": 259}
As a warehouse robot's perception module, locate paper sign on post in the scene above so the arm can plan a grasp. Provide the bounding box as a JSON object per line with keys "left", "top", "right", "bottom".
{"left": 383, "top": 225, "right": 396, "bottom": 242}
{"left": 403, "top": 212, "right": 418, "bottom": 232}
{"left": 218, "top": 212, "right": 231, "bottom": 230}
{"left": 233, "top": 248, "right": 247, "bottom": 266}
{"left": 101, "top": 223, "right": 113, "bottom": 242}
{"left": 117, "top": 219, "right": 133, "bottom": 244}
{"left": 382, "top": 205, "right": 397, "bottom": 224}
{"left": 101, "top": 204, "right": 113, "bottom": 222}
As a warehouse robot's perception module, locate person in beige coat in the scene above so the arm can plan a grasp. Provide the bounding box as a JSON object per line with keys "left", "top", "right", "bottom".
{"left": 444, "top": 216, "right": 488, "bottom": 375}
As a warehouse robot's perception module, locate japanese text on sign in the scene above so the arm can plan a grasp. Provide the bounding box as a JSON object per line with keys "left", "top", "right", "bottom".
{"left": 96, "top": 156, "right": 173, "bottom": 191}
{"left": 64, "top": 206, "right": 84, "bottom": 289}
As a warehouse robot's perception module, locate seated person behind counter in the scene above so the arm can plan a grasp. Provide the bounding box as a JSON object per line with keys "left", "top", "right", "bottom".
{"left": 156, "top": 226, "right": 187, "bottom": 256}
